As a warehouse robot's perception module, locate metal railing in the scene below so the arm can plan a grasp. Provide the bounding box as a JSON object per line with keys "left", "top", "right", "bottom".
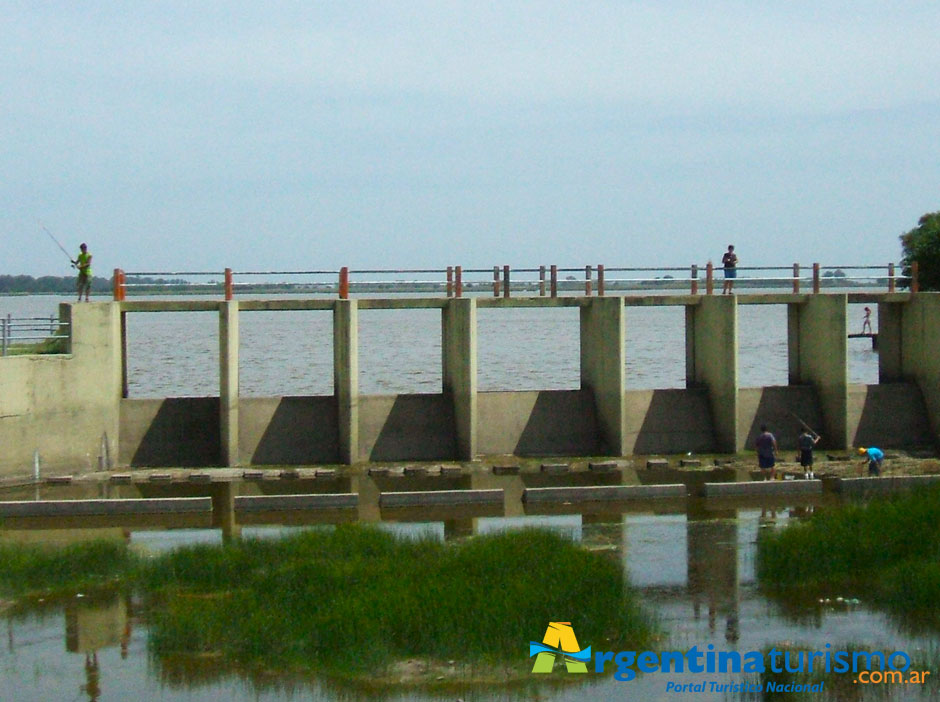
{"left": 0, "top": 315, "right": 70, "bottom": 356}
{"left": 111, "top": 262, "right": 918, "bottom": 301}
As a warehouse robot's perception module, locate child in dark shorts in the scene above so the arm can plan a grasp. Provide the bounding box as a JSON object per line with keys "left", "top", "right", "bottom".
{"left": 798, "top": 426, "right": 820, "bottom": 479}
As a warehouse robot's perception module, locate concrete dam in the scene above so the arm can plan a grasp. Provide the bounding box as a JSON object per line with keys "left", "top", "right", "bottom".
{"left": 1, "top": 292, "right": 938, "bottom": 478}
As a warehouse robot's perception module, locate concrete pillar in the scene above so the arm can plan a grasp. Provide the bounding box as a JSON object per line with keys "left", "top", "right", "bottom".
{"left": 878, "top": 302, "right": 904, "bottom": 382}
{"left": 579, "top": 297, "right": 625, "bottom": 455}
{"left": 787, "top": 303, "right": 801, "bottom": 384}
{"left": 791, "top": 295, "right": 848, "bottom": 448}
{"left": 900, "top": 293, "right": 940, "bottom": 443}
{"left": 334, "top": 299, "right": 359, "bottom": 464}
{"left": 687, "top": 296, "right": 738, "bottom": 452}
{"left": 442, "top": 297, "right": 477, "bottom": 459}
{"left": 219, "top": 301, "right": 239, "bottom": 466}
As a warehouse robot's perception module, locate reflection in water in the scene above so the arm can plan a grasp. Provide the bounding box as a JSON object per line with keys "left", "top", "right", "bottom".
{"left": 0, "top": 493, "right": 936, "bottom": 701}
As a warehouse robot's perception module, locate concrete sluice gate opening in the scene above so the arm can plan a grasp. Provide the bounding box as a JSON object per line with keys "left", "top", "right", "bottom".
{"left": 358, "top": 308, "right": 441, "bottom": 394}
{"left": 239, "top": 310, "right": 333, "bottom": 397}
{"left": 625, "top": 306, "right": 685, "bottom": 390}
{"left": 125, "top": 311, "right": 219, "bottom": 397}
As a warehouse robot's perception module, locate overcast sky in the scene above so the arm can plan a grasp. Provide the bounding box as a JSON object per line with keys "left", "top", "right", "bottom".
{"left": 2, "top": 1, "right": 938, "bottom": 278}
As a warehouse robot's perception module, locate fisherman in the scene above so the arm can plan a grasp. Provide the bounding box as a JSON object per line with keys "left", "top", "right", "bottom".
{"left": 798, "top": 426, "right": 821, "bottom": 479}
{"left": 73, "top": 243, "right": 92, "bottom": 302}
{"left": 858, "top": 446, "right": 884, "bottom": 476}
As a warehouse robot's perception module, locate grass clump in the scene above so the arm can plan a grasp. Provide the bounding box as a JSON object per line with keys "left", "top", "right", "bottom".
{"left": 0, "top": 540, "right": 136, "bottom": 598}
{"left": 142, "top": 525, "right": 652, "bottom": 677}
{"left": 757, "top": 487, "right": 940, "bottom": 624}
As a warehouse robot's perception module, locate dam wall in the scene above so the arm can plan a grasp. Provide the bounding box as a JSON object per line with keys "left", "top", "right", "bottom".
{"left": 2, "top": 293, "right": 939, "bottom": 476}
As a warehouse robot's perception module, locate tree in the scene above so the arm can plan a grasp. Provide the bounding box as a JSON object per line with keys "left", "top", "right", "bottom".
{"left": 900, "top": 211, "right": 940, "bottom": 290}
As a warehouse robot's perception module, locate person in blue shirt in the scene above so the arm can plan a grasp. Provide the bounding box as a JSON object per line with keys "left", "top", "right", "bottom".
{"left": 858, "top": 446, "right": 884, "bottom": 476}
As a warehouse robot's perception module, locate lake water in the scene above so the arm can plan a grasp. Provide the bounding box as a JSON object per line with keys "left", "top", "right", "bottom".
{"left": 0, "top": 292, "right": 880, "bottom": 397}
{"left": 0, "top": 494, "right": 934, "bottom": 702}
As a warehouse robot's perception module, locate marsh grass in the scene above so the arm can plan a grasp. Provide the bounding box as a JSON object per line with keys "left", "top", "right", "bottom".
{"left": 757, "top": 487, "right": 940, "bottom": 625}
{"left": 141, "top": 525, "right": 653, "bottom": 677}
{"left": 0, "top": 540, "right": 135, "bottom": 598}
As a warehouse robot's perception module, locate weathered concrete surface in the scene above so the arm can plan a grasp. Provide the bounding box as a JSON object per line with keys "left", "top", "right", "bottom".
{"left": 334, "top": 299, "right": 359, "bottom": 463}
{"left": 378, "top": 489, "right": 503, "bottom": 507}
{"left": 580, "top": 297, "right": 625, "bottom": 454}
{"left": 848, "top": 383, "right": 934, "bottom": 449}
{"left": 738, "top": 385, "right": 822, "bottom": 451}
{"left": 791, "top": 295, "right": 848, "bottom": 448}
{"left": 219, "top": 300, "right": 239, "bottom": 466}
{"left": 443, "top": 297, "right": 477, "bottom": 459}
{"left": 239, "top": 396, "right": 339, "bottom": 464}
{"left": 358, "top": 393, "right": 457, "bottom": 461}
{"left": 702, "top": 480, "right": 823, "bottom": 497}
{"left": 0, "top": 497, "right": 211, "bottom": 517}
{"left": 899, "top": 294, "right": 940, "bottom": 445}
{"left": 0, "top": 303, "right": 121, "bottom": 478}
{"left": 688, "top": 295, "right": 738, "bottom": 452}
{"left": 476, "top": 390, "right": 600, "bottom": 456}
{"left": 234, "top": 493, "right": 357, "bottom": 511}
{"left": 120, "top": 398, "right": 220, "bottom": 466}
{"left": 625, "top": 388, "right": 714, "bottom": 454}
{"left": 522, "top": 484, "right": 685, "bottom": 503}
{"left": 831, "top": 475, "right": 940, "bottom": 495}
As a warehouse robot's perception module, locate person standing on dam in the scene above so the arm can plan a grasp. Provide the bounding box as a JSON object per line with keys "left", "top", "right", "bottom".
{"left": 721, "top": 244, "right": 737, "bottom": 294}
{"left": 74, "top": 242, "right": 93, "bottom": 302}
{"left": 755, "top": 424, "right": 778, "bottom": 480}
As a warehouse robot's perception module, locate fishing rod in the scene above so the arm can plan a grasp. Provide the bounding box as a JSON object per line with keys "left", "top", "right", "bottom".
{"left": 39, "top": 221, "right": 76, "bottom": 267}
{"left": 788, "top": 410, "right": 820, "bottom": 439}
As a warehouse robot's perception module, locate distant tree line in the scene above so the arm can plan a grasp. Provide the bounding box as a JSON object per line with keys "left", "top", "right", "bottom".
{"left": 0, "top": 274, "right": 188, "bottom": 294}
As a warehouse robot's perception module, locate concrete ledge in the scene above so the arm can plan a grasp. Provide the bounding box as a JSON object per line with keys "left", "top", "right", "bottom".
{"left": 832, "top": 475, "right": 940, "bottom": 495}
{"left": 588, "top": 461, "right": 618, "bottom": 473}
{"left": 523, "top": 484, "right": 686, "bottom": 503}
{"left": 0, "top": 497, "right": 212, "bottom": 517}
{"left": 379, "top": 489, "right": 504, "bottom": 507}
{"left": 646, "top": 458, "right": 669, "bottom": 468}
{"left": 702, "top": 480, "right": 823, "bottom": 497}
{"left": 492, "top": 465, "right": 519, "bottom": 475}
{"left": 540, "top": 463, "right": 569, "bottom": 474}
{"left": 234, "top": 493, "right": 358, "bottom": 512}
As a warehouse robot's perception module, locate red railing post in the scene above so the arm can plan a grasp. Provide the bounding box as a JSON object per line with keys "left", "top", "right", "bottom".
{"left": 446, "top": 266, "right": 453, "bottom": 298}
{"left": 503, "top": 264, "right": 510, "bottom": 298}
{"left": 455, "top": 266, "right": 463, "bottom": 298}
{"left": 113, "top": 268, "right": 122, "bottom": 301}
{"left": 793, "top": 263, "right": 800, "bottom": 294}
{"left": 705, "top": 262, "right": 714, "bottom": 295}
{"left": 912, "top": 261, "right": 920, "bottom": 293}
{"left": 597, "top": 265, "right": 605, "bottom": 296}
{"left": 888, "top": 263, "right": 895, "bottom": 293}
{"left": 339, "top": 267, "right": 349, "bottom": 299}
{"left": 224, "top": 268, "right": 233, "bottom": 300}
{"left": 585, "top": 265, "right": 593, "bottom": 296}
{"left": 691, "top": 264, "right": 698, "bottom": 295}
{"left": 812, "top": 263, "right": 820, "bottom": 294}
{"left": 539, "top": 265, "right": 546, "bottom": 296}
{"left": 493, "top": 266, "right": 500, "bottom": 297}
{"left": 550, "top": 265, "right": 558, "bottom": 298}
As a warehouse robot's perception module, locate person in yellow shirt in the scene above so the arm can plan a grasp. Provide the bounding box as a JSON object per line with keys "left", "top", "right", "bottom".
{"left": 73, "top": 243, "right": 92, "bottom": 302}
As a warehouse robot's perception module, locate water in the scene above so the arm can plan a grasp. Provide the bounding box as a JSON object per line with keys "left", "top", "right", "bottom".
{"left": 0, "top": 495, "right": 934, "bottom": 701}
{"left": 0, "top": 293, "right": 880, "bottom": 397}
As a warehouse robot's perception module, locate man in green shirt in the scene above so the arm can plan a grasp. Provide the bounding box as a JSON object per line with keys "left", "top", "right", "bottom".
{"left": 74, "top": 243, "right": 92, "bottom": 302}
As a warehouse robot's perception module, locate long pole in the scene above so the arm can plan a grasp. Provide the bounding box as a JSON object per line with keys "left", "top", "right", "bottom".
{"left": 788, "top": 410, "right": 820, "bottom": 439}
{"left": 39, "top": 222, "right": 75, "bottom": 266}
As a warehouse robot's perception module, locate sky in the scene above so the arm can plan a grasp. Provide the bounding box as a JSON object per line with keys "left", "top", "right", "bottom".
{"left": 2, "top": 1, "right": 939, "bottom": 278}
